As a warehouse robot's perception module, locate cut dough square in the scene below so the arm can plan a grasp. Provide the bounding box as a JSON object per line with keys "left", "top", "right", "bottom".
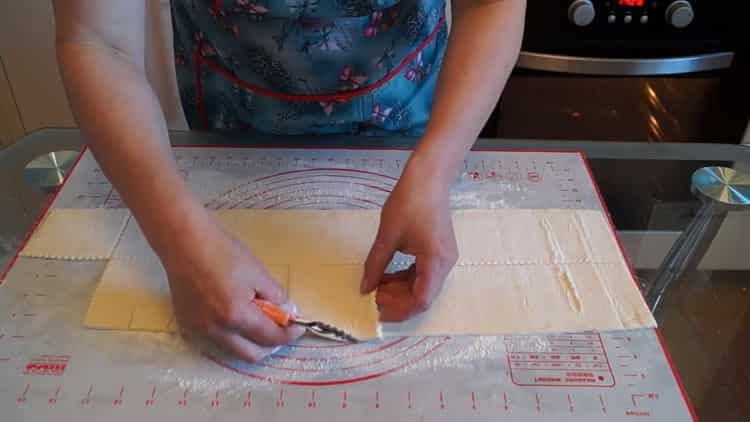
{"left": 126, "top": 259, "right": 172, "bottom": 332}
{"left": 495, "top": 209, "right": 555, "bottom": 265}
{"left": 453, "top": 209, "right": 554, "bottom": 265}
{"left": 538, "top": 209, "right": 591, "bottom": 263}
{"left": 84, "top": 286, "right": 136, "bottom": 330}
{"left": 130, "top": 296, "right": 175, "bottom": 332}
{"left": 213, "top": 210, "right": 292, "bottom": 265}
{"left": 214, "top": 210, "right": 379, "bottom": 265}
{"left": 21, "top": 208, "right": 130, "bottom": 260}
{"left": 575, "top": 210, "right": 626, "bottom": 264}
{"left": 288, "top": 265, "right": 379, "bottom": 340}
{"left": 451, "top": 209, "right": 622, "bottom": 266}
{"left": 382, "top": 266, "right": 530, "bottom": 336}
{"left": 85, "top": 258, "right": 168, "bottom": 331}
{"left": 112, "top": 216, "right": 156, "bottom": 259}
{"left": 593, "top": 262, "right": 655, "bottom": 328}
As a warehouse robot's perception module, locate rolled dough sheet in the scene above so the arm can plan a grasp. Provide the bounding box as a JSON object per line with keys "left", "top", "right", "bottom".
{"left": 77, "top": 208, "right": 654, "bottom": 339}
{"left": 34, "top": 208, "right": 624, "bottom": 266}
{"left": 20, "top": 208, "right": 130, "bottom": 260}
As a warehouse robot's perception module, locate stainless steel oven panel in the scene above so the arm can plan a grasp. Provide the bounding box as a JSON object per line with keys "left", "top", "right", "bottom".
{"left": 517, "top": 51, "right": 735, "bottom": 75}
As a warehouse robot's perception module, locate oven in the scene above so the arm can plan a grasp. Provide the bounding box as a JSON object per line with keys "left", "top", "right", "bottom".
{"left": 485, "top": 0, "right": 748, "bottom": 144}
{"left": 482, "top": 0, "right": 749, "bottom": 234}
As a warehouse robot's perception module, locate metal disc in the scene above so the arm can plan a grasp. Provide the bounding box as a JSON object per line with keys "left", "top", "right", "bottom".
{"left": 23, "top": 150, "right": 80, "bottom": 192}
{"left": 691, "top": 166, "right": 750, "bottom": 207}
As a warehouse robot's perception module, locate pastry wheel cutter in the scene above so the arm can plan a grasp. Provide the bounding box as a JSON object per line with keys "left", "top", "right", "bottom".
{"left": 253, "top": 299, "right": 360, "bottom": 343}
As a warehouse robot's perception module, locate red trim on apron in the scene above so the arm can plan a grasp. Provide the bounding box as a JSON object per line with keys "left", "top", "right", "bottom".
{"left": 193, "top": 50, "right": 208, "bottom": 129}
{"left": 192, "top": 16, "right": 446, "bottom": 130}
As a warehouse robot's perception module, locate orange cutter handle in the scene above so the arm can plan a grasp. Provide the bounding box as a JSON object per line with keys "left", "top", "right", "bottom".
{"left": 253, "top": 299, "right": 293, "bottom": 327}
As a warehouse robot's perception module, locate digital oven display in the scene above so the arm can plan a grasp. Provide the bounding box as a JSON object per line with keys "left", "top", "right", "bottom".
{"left": 618, "top": 0, "right": 645, "bottom": 6}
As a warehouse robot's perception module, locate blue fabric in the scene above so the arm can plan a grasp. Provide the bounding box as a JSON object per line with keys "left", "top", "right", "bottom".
{"left": 171, "top": 0, "right": 447, "bottom": 135}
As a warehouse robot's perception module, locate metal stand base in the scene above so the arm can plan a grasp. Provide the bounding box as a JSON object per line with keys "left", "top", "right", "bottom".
{"left": 646, "top": 167, "right": 750, "bottom": 315}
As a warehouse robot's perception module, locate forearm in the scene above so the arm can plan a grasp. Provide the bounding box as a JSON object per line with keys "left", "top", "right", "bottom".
{"left": 57, "top": 43, "right": 213, "bottom": 256}
{"left": 411, "top": 0, "right": 526, "bottom": 182}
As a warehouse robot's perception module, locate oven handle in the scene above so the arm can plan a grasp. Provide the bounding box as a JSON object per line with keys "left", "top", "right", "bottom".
{"left": 517, "top": 51, "right": 734, "bottom": 75}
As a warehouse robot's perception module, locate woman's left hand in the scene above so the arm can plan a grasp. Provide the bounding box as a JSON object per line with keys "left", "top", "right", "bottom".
{"left": 360, "top": 154, "right": 458, "bottom": 322}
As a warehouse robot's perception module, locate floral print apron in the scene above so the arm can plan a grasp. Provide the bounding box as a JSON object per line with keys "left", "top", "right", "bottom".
{"left": 171, "top": 0, "right": 448, "bottom": 135}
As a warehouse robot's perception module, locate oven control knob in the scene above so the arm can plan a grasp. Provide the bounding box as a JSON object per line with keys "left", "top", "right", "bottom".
{"left": 666, "top": 1, "right": 694, "bottom": 28}
{"left": 568, "top": 0, "right": 596, "bottom": 27}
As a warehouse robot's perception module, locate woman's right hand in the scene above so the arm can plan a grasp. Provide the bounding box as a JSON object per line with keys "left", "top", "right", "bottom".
{"left": 158, "top": 224, "right": 304, "bottom": 362}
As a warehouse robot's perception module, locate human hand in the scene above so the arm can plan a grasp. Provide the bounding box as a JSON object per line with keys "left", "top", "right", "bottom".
{"left": 361, "top": 155, "right": 458, "bottom": 322}
{"left": 158, "top": 224, "right": 304, "bottom": 362}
